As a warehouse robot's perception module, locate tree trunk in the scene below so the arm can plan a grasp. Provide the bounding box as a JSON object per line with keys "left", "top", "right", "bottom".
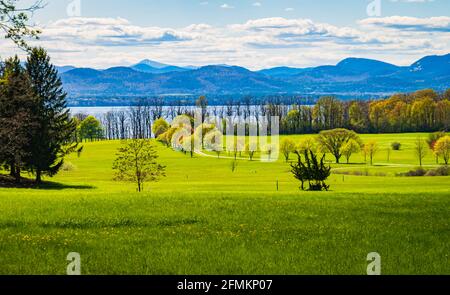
{"left": 36, "top": 170, "right": 42, "bottom": 184}
{"left": 10, "top": 162, "right": 15, "bottom": 177}
{"left": 335, "top": 156, "right": 340, "bottom": 164}
{"left": 13, "top": 166, "right": 21, "bottom": 183}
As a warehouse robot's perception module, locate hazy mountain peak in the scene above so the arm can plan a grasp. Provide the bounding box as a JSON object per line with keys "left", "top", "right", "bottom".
{"left": 134, "top": 59, "right": 171, "bottom": 69}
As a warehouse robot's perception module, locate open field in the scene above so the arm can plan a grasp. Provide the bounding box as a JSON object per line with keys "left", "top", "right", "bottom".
{"left": 0, "top": 133, "right": 449, "bottom": 274}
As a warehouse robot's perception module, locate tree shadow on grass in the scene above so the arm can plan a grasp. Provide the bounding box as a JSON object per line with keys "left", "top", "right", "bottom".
{"left": 0, "top": 174, "right": 95, "bottom": 190}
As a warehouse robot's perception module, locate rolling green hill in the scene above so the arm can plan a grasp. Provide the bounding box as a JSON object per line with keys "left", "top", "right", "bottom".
{"left": 0, "top": 133, "right": 449, "bottom": 274}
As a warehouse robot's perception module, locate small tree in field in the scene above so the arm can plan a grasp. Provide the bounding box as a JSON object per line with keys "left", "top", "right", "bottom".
{"left": 113, "top": 139, "right": 166, "bottom": 192}
{"left": 415, "top": 137, "right": 427, "bottom": 166}
{"left": 152, "top": 118, "right": 169, "bottom": 138}
{"left": 340, "top": 139, "right": 361, "bottom": 164}
{"left": 364, "top": 141, "right": 378, "bottom": 165}
{"left": 280, "top": 138, "right": 296, "bottom": 162}
{"left": 290, "top": 150, "right": 331, "bottom": 191}
{"left": 317, "top": 128, "right": 362, "bottom": 163}
{"left": 204, "top": 130, "right": 223, "bottom": 158}
{"left": 79, "top": 116, "right": 103, "bottom": 142}
{"left": 434, "top": 136, "right": 450, "bottom": 165}
{"left": 427, "top": 132, "right": 445, "bottom": 163}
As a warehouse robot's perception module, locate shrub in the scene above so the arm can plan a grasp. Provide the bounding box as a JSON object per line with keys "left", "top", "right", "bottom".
{"left": 290, "top": 150, "right": 331, "bottom": 191}
{"left": 391, "top": 142, "right": 401, "bottom": 150}
{"left": 398, "top": 168, "right": 427, "bottom": 177}
{"left": 429, "top": 166, "right": 450, "bottom": 176}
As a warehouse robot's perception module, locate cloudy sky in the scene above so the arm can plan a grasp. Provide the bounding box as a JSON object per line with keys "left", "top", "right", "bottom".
{"left": 2, "top": 0, "right": 449, "bottom": 69}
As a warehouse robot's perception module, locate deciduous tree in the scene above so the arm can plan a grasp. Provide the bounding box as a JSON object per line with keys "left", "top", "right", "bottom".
{"left": 113, "top": 139, "right": 166, "bottom": 192}
{"left": 434, "top": 136, "right": 450, "bottom": 165}
{"left": 317, "top": 128, "right": 362, "bottom": 163}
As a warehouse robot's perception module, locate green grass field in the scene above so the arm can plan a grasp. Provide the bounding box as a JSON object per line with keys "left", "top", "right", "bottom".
{"left": 0, "top": 133, "right": 449, "bottom": 274}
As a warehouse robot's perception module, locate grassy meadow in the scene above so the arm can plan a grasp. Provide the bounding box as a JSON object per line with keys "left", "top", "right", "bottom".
{"left": 0, "top": 133, "right": 449, "bottom": 274}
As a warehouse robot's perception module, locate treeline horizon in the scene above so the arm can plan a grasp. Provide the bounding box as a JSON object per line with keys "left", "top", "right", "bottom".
{"left": 74, "top": 88, "right": 449, "bottom": 141}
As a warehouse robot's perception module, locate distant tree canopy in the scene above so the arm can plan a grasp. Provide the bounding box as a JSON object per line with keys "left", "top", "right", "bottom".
{"left": 281, "top": 89, "right": 449, "bottom": 135}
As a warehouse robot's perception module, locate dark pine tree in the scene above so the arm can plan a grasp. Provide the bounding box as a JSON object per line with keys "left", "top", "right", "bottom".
{"left": 26, "top": 47, "right": 78, "bottom": 184}
{"left": 0, "top": 56, "right": 37, "bottom": 182}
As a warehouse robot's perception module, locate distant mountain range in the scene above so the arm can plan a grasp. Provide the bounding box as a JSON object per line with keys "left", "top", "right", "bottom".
{"left": 59, "top": 54, "right": 450, "bottom": 103}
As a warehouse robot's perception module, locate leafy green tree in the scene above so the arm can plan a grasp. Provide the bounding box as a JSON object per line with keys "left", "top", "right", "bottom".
{"left": 26, "top": 48, "right": 79, "bottom": 184}
{"left": 297, "top": 137, "right": 316, "bottom": 154}
{"left": 0, "top": 0, "right": 43, "bottom": 50}
{"left": 113, "top": 139, "right": 166, "bottom": 192}
{"left": 317, "top": 128, "right": 362, "bottom": 163}
{"left": 194, "top": 123, "right": 216, "bottom": 149}
{"left": 348, "top": 101, "right": 369, "bottom": 132}
{"left": 79, "top": 116, "right": 103, "bottom": 142}
{"left": 158, "top": 127, "right": 178, "bottom": 147}
{"left": 313, "top": 96, "right": 343, "bottom": 130}
{"left": 280, "top": 138, "right": 296, "bottom": 162}
{"left": 340, "top": 139, "right": 361, "bottom": 164}
{"left": 152, "top": 118, "right": 169, "bottom": 138}
{"left": 434, "top": 136, "right": 450, "bottom": 165}
{"left": 182, "top": 135, "right": 195, "bottom": 158}
{"left": 0, "top": 56, "right": 37, "bottom": 181}
{"left": 427, "top": 132, "right": 445, "bottom": 163}
{"left": 364, "top": 140, "right": 379, "bottom": 165}
{"left": 414, "top": 137, "right": 427, "bottom": 166}
{"left": 290, "top": 150, "right": 331, "bottom": 191}
{"left": 204, "top": 130, "right": 223, "bottom": 158}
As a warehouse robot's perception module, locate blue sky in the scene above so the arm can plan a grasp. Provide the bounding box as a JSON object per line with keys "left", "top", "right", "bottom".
{"left": 5, "top": 0, "right": 450, "bottom": 69}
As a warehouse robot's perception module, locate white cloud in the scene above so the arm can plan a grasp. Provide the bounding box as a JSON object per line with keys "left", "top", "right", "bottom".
{"left": 359, "top": 16, "right": 450, "bottom": 32}
{"left": 1, "top": 16, "right": 447, "bottom": 70}
{"left": 220, "top": 4, "right": 234, "bottom": 9}
{"left": 253, "top": 2, "right": 262, "bottom": 7}
{"left": 285, "top": 8, "right": 294, "bottom": 12}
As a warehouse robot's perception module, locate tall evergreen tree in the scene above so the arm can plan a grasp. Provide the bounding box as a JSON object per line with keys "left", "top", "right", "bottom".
{"left": 0, "top": 56, "right": 37, "bottom": 181}
{"left": 26, "top": 47, "right": 78, "bottom": 184}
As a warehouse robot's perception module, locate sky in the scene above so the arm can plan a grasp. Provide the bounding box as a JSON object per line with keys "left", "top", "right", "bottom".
{"left": 1, "top": 0, "right": 449, "bottom": 69}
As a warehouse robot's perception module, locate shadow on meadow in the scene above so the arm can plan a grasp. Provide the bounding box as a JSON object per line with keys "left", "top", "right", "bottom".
{"left": 0, "top": 174, "right": 95, "bottom": 190}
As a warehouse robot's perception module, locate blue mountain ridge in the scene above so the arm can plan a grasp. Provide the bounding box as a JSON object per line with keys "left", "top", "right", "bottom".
{"left": 60, "top": 54, "right": 450, "bottom": 98}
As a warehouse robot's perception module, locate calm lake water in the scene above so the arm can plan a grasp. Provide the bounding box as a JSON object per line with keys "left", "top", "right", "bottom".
{"left": 70, "top": 106, "right": 129, "bottom": 117}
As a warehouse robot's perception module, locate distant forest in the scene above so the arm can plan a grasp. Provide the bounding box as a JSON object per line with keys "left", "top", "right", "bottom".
{"left": 73, "top": 88, "right": 450, "bottom": 140}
